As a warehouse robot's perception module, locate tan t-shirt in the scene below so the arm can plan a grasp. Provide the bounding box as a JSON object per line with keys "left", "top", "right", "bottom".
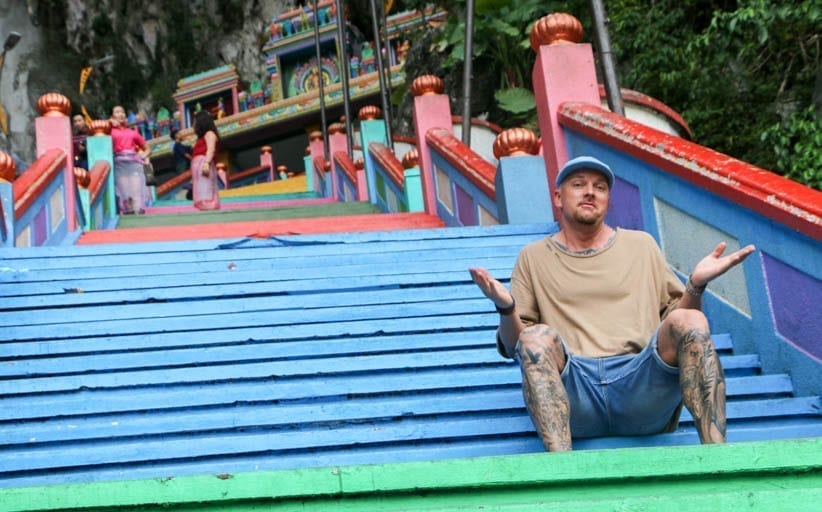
{"left": 509, "top": 228, "right": 683, "bottom": 357}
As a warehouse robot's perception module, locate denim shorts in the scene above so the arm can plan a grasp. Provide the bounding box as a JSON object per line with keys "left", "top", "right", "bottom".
{"left": 556, "top": 331, "right": 682, "bottom": 438}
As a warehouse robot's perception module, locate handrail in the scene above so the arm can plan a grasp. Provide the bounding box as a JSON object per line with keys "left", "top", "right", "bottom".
{"left": 559, "top": 102, "right": 822, "bottom": 240}
{"left": 228, "top": 164, "right": 268, "bottom": 184}
{"left": 369, "top": 142, "right": 404, "bottom": 187}
{"left": 425, "top": 128, "right": 496, "bottom": 200}
{"left": 156, "top": 170, "right": 192, "bottom": 197}
{"left": 88, "top": 160, "right": 110, "bottom": 204}
{"left": 334, "top": 152, "right": 358, "bottom": 184}
{"left": 12, "top": 148, "right": 66, "bottom": 220}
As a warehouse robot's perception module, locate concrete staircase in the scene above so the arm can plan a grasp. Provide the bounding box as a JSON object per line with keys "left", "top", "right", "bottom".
{"left": 2, "top": 222, "right": 820, "bottom": 500}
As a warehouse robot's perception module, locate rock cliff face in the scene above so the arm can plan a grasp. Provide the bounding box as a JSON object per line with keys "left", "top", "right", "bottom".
{"left": 0, "top": 0, "right": 291, "bottom": 163}
{"left": 0, "top": 0, "right": 433, "bottom": 165}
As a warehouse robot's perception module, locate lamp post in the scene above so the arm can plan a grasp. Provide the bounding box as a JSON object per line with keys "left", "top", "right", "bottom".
{"left": 0, "top": 32, "right": 23, "bottom": 137}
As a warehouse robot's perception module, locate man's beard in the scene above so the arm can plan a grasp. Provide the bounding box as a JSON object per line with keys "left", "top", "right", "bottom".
{"left": 572, "top": 209, "right": 601, "bottom": 225}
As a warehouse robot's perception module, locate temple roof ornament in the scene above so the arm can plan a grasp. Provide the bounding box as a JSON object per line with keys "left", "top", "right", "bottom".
{"left": 37, "top": 93, "right": 71, "bottom": 117}
{"left": 530, "top": 12, "right": 583, "bottom": 51}
{"left": 493, "top": 127, "right": 540, "bottom": 159}
{"left": 328, "top": 122, "right": 346, "bottom": 134}
{"left": 411, "top": 75, "right": 444, "bottom": 96}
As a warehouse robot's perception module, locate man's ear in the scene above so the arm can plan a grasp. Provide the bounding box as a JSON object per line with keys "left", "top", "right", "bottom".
{"left": 552, "top": 187, "right": 562, "bottom": 209}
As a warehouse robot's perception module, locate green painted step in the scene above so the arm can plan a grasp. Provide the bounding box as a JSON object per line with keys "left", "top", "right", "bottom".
{"left": 154, "top": 190, "right": 320, "bottom": 207}
{"left": 2, "top": 439, "right": 819, "bottom": 511}
{"left": 119, "top": 201, "right": 381, "bottom": 228}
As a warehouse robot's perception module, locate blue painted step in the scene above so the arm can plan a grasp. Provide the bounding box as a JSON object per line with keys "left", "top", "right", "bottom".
{"left": 0, "top": 223, "right": 819, "bottom": 490}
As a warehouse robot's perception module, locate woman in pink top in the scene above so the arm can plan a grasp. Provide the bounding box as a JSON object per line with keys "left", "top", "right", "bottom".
{"left": 191, "top": 110, "right": 221, "bottom": 210}
{"left": 110, "top": 105, "right": 151, "bottom": 214}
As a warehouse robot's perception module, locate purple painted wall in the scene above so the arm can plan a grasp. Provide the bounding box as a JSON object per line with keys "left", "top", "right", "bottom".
{"left": 763, "top": 253, "right": 822, "bottom": 361}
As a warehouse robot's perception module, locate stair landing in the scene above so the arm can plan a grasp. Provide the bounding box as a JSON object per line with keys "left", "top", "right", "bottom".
{"left": 78, "top": 211, "right": 445, "bottom": 244}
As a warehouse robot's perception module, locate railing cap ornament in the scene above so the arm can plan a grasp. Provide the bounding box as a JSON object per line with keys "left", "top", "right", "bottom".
{"left": 328, "top": 122, "right": 346, "bottom": 135}
{"left": 309, "top": 130, "right": 323, "bottom": 142}
{"left": 354, "top": 157, "right": 364, "bottom": 170}
{"left": 411, "top": 75, "right": 445, "bottom": 96}
{"left": 261, "top": 145, "right": 272, "bottom": 154}
{"left": 358, "top": 105, "right": 382, "bottom": 121}
{"left": 493, "top": 127, "right": 540, "bottom": 158}
{"left": 0, "top": 150, "right": 16, "bottom": 182}
{"left": 530, "top": 12, "right": 583, "bottom": 52}
{"left": 402, "top": 148, "right": 420, "bottom": 169}
{"left": 88, "top": 119, "right": 112, "bottom": 136}
{"left": 74, "top": 167, "right": 91, "bottom": 188}
{"left": 277, "top": 164, "right": 288, "bottom": 172}
{"left": 37, "top": 92, "right": 72, "bottom": 117}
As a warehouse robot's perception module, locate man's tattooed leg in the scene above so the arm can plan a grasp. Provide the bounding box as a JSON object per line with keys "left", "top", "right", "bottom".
{"left": 674, "top": 326, "right": 726, "bottom": 443}
{"left": 516, "top": 325, "right": 572, "bottom": 452}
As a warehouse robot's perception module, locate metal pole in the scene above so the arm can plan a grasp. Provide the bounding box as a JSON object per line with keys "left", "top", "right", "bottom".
{"left": 312, "top": 0, "right": 329, "bottom": 160}
{"left": 334, "top": 0, "right": 354, "bottom": 157}
{"left": 379, "top": 3, "right": 393, "bottom": 144}
{"left": 589, "top": 0, "right": 624, "bottom": 116}
{"left": 369, "top": 0, "right": 393, "bottom": 149}
{"left": 461, "top": 0, "right": 475, "bottom": 146}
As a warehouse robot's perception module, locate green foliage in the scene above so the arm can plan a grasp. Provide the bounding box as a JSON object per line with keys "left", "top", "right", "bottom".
{"left": 761, "top": 106, "right": 822, "bottom": 189}
{"left": 607, "top": 0, "right": 820, "bottom": 189}
{"left": 427, "top": 0, "right": 587, "bottom": 125}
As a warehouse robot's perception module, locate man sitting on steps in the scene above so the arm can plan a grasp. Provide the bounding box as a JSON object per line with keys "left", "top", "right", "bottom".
{"left": 469, "top": 156, "right": 755, "bottom": 451}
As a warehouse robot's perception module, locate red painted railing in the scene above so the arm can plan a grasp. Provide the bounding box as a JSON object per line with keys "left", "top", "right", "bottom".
{"left": 88, "top": 160, "right": 110, "bottom": 204}
{"left": 369, "top": 142, "right": 405, "bottom": 187}
{"left": 559, "top": 102, "right": 822, "bottom": 240}
{"left": 13, "top": 148, "right": 66, "bottom": 220}
{"left": 425, "top": 128, "right": 496, "bottom": 201}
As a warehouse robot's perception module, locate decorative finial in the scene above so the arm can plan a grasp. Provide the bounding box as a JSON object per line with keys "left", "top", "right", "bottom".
{"left": 37, "top": 93, "right": 72, "bottom": 117}
{"left": 308, "top": 130, "right": 323, "bottom": 142}
{"left": 493, "top": 127, "right": 540, "bottom": 159}
{"left": 261, "top": 146, "right": 272, "bottom": 154}
{"left": 358, "top": 105, "right": 382, "bottom": 121}
{"left": 354, "top": 157, "right": 364, "bottom": 170}
{"left": 0, "top": 151, "right": 17, "bottom": 181}
{"left": 411, "top": 75, "right": 444, "bottom": 96}
{"left": 277, "top": 164, "right": 287, "bottom": 174}
{"left": 74, "top": 167, "right": 91, "bottom": 188}
{"left": 88, "top": 119, "right": 112, "bottom": 136}
{"left": 402, "top": 148, "right": 420, "bottom": 169}
{"left": 530, "top": 13, "right": 583, "bottom": 52}
{"left": 323, "top": 161, "right": 331, "bottom": 172}
{"left": 328, "top": 122, "right": 345, "bottom": 134}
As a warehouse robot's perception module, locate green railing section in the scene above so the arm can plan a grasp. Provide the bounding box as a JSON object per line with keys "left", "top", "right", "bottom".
{"left": 3, "top": 438, "right": 819, "bottom": 511}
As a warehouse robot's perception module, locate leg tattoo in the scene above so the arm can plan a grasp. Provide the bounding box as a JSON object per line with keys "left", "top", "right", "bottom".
{"left": 674, "top": 326, "right": 726, "bottom": 444}
{"left": 516, "top": 325, "right": 572, "bottom": 452}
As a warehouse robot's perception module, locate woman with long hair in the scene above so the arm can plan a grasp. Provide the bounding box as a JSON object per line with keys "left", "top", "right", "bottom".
{"left": 191, "top": 110, "right": 221, "bottom": 210}
{"left": 110, "top": 105, "right": 151, "bottom": 214}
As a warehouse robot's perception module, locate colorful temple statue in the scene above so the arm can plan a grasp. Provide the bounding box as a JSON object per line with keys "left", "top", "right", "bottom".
{"left": 155, "top": 107, "right": 171, "bottom": 137}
